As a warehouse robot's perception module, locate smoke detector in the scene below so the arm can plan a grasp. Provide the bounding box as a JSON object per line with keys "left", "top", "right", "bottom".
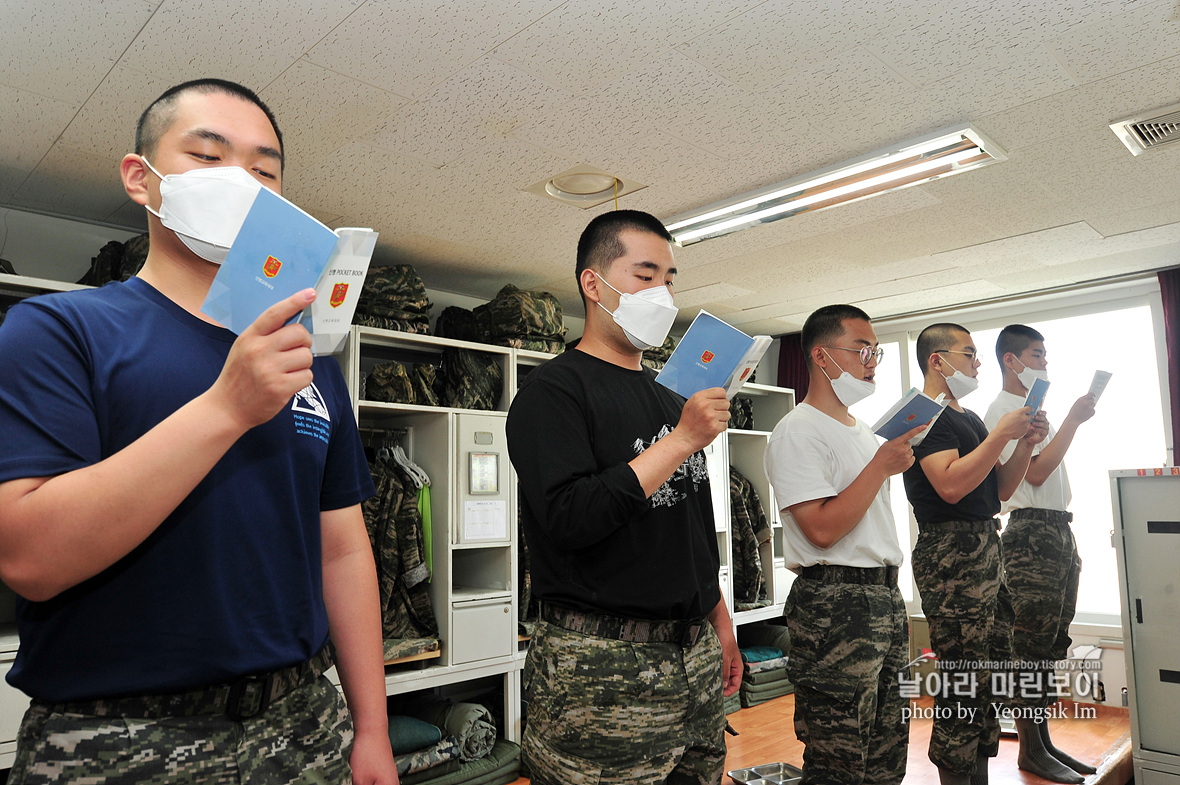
{"left": 1110, "top": 102, "right": 1180, "bottom": 155}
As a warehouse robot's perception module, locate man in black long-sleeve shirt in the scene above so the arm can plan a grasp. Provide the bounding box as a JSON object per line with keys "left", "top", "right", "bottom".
{"left": 507, "top": 210, "right": 740, "bottom": 785}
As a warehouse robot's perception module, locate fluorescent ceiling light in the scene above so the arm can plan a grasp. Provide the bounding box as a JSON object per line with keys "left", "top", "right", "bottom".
{"left": 664, "top": 125, "right": 1006, "bottom": 246}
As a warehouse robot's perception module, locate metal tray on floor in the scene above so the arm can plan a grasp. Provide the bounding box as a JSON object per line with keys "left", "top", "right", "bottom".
{"left": 727, "top": 762, "right": 803, "bottom": 784}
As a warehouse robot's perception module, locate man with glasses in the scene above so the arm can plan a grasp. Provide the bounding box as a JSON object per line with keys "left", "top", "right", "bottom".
{"left": 984, "top": 325, "right": 1098, "bottom": 784}
{"left": 903, "top": 323, "right": 1047, "bottom": 785}
{"left": 764, "top": 305, "right": 926, "bottom": 785}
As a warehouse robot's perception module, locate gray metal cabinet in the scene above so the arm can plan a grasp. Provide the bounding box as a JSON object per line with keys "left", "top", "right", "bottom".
{"left": 1111, "top": 469, "right": 1180, "bottom": 783}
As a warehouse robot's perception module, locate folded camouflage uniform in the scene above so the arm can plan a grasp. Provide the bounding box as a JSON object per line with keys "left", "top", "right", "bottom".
{"left": 473, "top": 284, "right": 566, "bottom": 355}
{"left": 367, "top": 361, "right": 440, "bottom": 407}
{"left": 354, "top": 264, "right": 433, "bottom": 334}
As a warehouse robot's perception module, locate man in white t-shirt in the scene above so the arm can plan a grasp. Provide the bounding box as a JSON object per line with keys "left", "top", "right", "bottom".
{"left": 764, "top": 305, "right": 925, "bottom": 785}
{"left": 985, "top": 325, "right": 1098, "bottom": 784}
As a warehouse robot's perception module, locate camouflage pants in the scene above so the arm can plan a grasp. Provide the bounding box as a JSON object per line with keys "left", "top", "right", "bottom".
{"left": 912, "top": 522, "right": 1004, "bottom": 776}
{"left": 522, "top": 620, "right": 726, "bottom": 785}
{"left": 8, "top": 675, "right": 353, "bottom": 784}
{"left": 784, "top": 572, "right": 909, "bottom": 785}
{"left": 1000, "top": 509, "right": 1081, "bottom": 711}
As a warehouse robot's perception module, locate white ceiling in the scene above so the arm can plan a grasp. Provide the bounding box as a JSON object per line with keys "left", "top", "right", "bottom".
{"left": 4, "top": 0, "right": 1180, "bottom": 334}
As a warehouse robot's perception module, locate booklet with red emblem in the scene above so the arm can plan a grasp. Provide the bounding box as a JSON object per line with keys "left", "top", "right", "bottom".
{"left": 655, "top": 310, "right": 771, "bottom": 400}
{"left": 201, "top": 187, "right": 376, "bottom": 354}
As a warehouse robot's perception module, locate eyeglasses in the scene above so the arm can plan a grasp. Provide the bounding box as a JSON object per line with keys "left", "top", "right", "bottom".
{"left": 826, "top": 345, "right": 884, "bottom": 365}
{"left": 935, "top": 349, "right": 978, "bottom": 363}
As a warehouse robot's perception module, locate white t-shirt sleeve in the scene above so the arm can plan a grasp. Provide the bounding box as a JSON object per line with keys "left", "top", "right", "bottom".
{"left": 765, "top": 429, "right": 838, "bottom": 512}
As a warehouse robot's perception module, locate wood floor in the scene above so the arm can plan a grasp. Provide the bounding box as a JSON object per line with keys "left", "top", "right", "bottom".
{"left": 505, "top": 695, "right": 1131, "bottom": 784}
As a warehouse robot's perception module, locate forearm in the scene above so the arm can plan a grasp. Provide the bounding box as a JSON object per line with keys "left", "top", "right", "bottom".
{"left": 322, "top": 514, "right": 390, "bottom": 740}
{"left": 997, "top": 440, "right": 1036, "bottom": 501}
{"left": 1025, "top": 421, "right": 1079, "bottom": 485}
{"left": 930, "top": 436, "right": 1008, "bottom": 503}
{"left": 0, "top": 390, "right": 246, "bottom": 600}
{"left": 794, "top": 464, "right": 890, "bottom": 549}
{"left": 629, "top": 428, "right": 703, "bottom": 497}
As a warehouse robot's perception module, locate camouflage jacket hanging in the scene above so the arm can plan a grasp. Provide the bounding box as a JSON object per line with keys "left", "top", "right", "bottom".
{"left": 730, "top": 466, "right": 773, "bottom": 608}
{"left": 363, "top": 452, "right": 439, "bottom": 640}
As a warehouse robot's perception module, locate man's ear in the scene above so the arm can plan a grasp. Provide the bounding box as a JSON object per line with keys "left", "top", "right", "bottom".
{"left": 121, "top": 154, "right": 150, "bottom": 206}
{"left": 811, "top": 346, "right": 828, "bottom": 369}
{"left": 580, "top": 269, "right": 601, "bottom": 305}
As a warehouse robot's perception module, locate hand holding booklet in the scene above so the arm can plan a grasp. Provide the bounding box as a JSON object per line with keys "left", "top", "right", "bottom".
{"left": 1023, "top": 376, "right": 1050, "bottom": 413}
{"left": 200, "top": 187, "right": 377, "bottom": 354}
{"left": 654, "top": 310, "right": 771, "bottom": 400}
{"left": 872, "top": 388, "right": 947, "bottom": 442}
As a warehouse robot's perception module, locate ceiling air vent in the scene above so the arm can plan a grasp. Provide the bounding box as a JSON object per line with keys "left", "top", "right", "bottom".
{"left": 1110, "top": 103, "right": 1180, "bottom": 155}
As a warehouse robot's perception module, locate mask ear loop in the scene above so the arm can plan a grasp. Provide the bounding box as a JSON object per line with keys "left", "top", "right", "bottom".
{"left": 139, "top": 156, "right": 166, "bottom": 221}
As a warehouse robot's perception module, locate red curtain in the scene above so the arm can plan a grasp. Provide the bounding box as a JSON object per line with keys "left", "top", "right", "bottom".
{"left": 1159, "top": 268, "right": 1180, "bottom": 463}
{"left": 777, "top": 332, "right": 809, "bottom": 400}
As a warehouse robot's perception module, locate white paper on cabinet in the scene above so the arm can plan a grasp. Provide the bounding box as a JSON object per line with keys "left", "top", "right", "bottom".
{"left": 462, "top": 500, "right": 507, "bottom": 541}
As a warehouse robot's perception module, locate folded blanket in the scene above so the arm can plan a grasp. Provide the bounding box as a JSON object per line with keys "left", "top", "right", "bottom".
{"left": 744, "top": 655, "right": 789, "bottom": 674}
{"left": 383, "top": 637, "right": 440, "bottom": 662}
{"left": 397, "top": 736, "right": 461, "bottom": 776}
{"left": 401, "top": 738, "right": 520, "bottom": 785}
{"left": 724, "top": 692, "right": 743, "bottom": 715}
{"left": 388, "top": 715, "right": 443, "bottom": 755}
{"left": 740, "top": 646, "right": 782, "bottom": 663}
{"left": 740, "top": 682, "right": 794, "bottom": 708}
{"left": 741, "top": 680, "right": 796, "bottom": 699}
{"left": 408, "top": 697, "right": 498, "bottom": 762}
{"left": 743, "top": 667, "right": 792, "bottom": 686}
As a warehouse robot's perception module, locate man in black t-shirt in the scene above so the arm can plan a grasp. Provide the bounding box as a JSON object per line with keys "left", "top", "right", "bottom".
{"left": 506, "top": 210, "right": 740, "bottom": 785}
{"left": 902, "top": 323, "right": 1046, "bottom": 785}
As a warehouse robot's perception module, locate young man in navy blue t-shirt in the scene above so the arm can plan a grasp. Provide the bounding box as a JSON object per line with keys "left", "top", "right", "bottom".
{"left": 0, "top": 80, "right": 395, "bottom": 784}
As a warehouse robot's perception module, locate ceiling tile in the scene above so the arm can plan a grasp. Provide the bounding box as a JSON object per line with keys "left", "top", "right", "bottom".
{"left": 855, "top": 279, "right": 1009, "bottom": 318}
{"left": 0, "top": 84, "right": 78, "bottom": 179}
{"left": 306, "top": 0, "right": 563, "bottom": 99}
{"left": 866, "top": 0, "right": 1136, "bottom": 89}
{"left": 1083, "top": 197, "right": 1180, "bottom": 236}
{"left": 56, "top": 66, "right": 177, "bottom": 161}
{"left": 261, "top": 60, "right": 409, "bottom": 165}
{"left": 105, "top": 198, "right": 151, "bottom": 230}
{"left": 117, "top": 0, "right": 354, "bottom": 89}
{"left": 490, "top": 0, "right": 762, "bottom": 94}
{"left": 361, "top": 56, "right": 575, "bottom": 167}
{"left": 1078, "top": 51, "right": 1180, "bottom": 121}
{"left": 676, "top": 0, "right": 943, "bottom": 93}
{"left": 1048, "top": 0, "right": 1180, "bottom": 84}
{"left": 974, "top": 87, "right": 1101, "bottom": 153}
{"left": 12, "top": 143, "right": 130, "bottom": 219}
{"left": 0, "top": 0, "right": 158, "bottom": 104}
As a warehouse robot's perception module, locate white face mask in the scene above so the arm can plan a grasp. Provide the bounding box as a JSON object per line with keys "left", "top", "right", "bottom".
{"left": 1014, "top": 358, "right": 1049, "bottom": 389}
{"left": 596, "top": 276, "right": 678, "bottom": 351}
{"left": 939, "top": 362, "right": 979, "bottom": 399}
{"left": 142, "top": 157, "right": 263, "bottom": 265}
{"left": 821, "top": 349, "right": 875, "bottom": 407}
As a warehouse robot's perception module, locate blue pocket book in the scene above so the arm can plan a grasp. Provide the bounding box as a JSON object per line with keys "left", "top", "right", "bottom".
{"left": 655, "top": 310, "right": 770, "bottom": 400}
{"left": 201, "top": 188, "right": 341, "bottom": 335}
